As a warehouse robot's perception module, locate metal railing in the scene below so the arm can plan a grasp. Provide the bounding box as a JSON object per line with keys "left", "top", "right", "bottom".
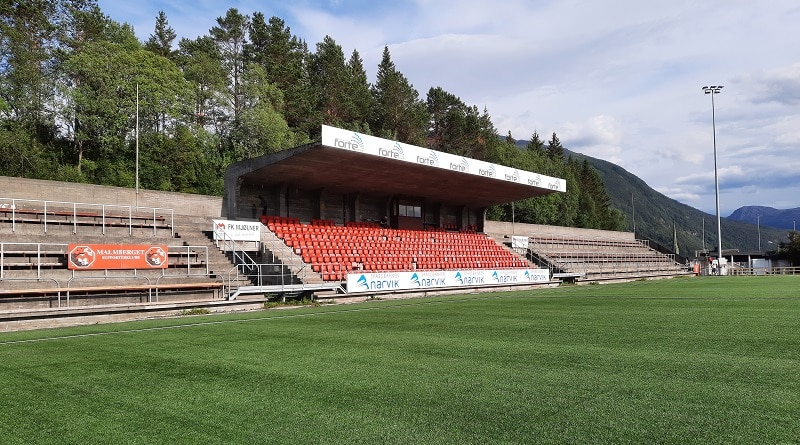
{"left": 214, "top": 226, "right": 267, "bottom": 296}
{"left": 527, "top": 236, "right": 685, "bottom": 280}
{"left": 65, "top": 275, "right": 153, "bottom": 306}
{"left": 727, "top": 266, "right": 800, "bottom": 276}
{"left": 0, "top": 242, "right": 66, "bottom": 280}
{"left": 219, "top": 224, "right": 344, "bottom": 299}
{"left": 167, "top": 245, "right": 210, "bottom": 276}
{"left": 0, "top": 197, "right": 174, "bottom": 237}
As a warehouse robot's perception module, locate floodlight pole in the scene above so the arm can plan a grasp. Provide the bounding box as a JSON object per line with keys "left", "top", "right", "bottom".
{"left": 136, "top": 83, "right": 140, "bottom": 208}
{"left": 631, "top": 193, "right": 635, "bottom": 237}
{"left": 758, "top": 215, "right": 761, "bottom": 251}
{"left": 703, "top": 85, "right": 723, "bottom": 265}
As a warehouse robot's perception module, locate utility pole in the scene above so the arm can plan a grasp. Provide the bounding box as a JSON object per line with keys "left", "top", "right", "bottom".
{"left": 702, "top": 85, "right": 724, "bottom": 264}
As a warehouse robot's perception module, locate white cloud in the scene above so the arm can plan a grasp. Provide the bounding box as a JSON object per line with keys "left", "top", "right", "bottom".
{"left": 560, "top": 115, "right": 623, "bottom": 161}
{"left": 751, "top": 63, "right": 800, "bottom": 106}
{"left": 97, "top": 0, "right": 800, "bottom": 215}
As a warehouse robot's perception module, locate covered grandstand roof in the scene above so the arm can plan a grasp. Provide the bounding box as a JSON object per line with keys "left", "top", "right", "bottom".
{"left": 226, "top": 125, "right": 565, "bottom": 208}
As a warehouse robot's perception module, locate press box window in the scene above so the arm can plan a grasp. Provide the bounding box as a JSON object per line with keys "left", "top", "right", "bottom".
{"left": 399, "top": 204, "right": 421, "bottom": 218}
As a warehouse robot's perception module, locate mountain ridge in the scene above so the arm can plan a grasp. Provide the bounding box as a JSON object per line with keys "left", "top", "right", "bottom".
{"left": 561, "top": 148, "right": 790, "bottom": 254}
{"left": 727, "top": 206, "right": 800, "bottom": 230}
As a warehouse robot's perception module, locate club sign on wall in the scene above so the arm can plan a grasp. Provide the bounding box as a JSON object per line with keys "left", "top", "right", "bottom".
{"left": 68, "top": 244, "right": 169, "bottom": 270}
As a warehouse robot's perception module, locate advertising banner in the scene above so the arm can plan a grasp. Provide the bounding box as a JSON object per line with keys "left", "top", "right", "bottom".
{"left": 212, "top": 219, "right": 262, "bottom": 242}
{"left": 346, "top": 268, "right": 550, "bottom": 293}
{"left": 512, "top": 236, "right": 529, "bottom": 249}
{"left": 68, "top": 244, "right": 168, "bottom": 270}
{"left": 321, "top": 125, "right": 567, "bottom": 193}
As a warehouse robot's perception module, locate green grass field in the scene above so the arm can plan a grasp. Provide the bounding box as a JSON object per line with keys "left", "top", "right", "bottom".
{"left": 1, "top": 276, "right": 798, "bottom": 444}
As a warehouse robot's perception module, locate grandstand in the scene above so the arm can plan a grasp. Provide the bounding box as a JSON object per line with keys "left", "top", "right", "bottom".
{"left": 0, "top": 195, "right": 255, "bottom": 319}
{"left": 484, "top": 221, "right": 688, "bottom": 282}
{"left": 1, "top": 125, "right": 687, "bottom": 328}
{"left": 527, "top": 236, "right": 684, "bottom": 280}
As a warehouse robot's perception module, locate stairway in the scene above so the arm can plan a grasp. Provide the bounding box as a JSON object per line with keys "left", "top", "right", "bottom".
{"left": 172, "top": 216, "right": 330, "bottom": 298}
{"left": 259, "top": 227, "right": 326, "bottom": 285}
{"left": 170, "top": 216, "right": 252, "bottom": 290}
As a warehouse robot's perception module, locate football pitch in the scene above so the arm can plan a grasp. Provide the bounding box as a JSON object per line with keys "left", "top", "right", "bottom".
{"left": 0, "top": 276, "right": 797, "bottom": 444}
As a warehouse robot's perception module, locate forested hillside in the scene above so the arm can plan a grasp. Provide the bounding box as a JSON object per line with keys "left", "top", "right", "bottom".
{"left": 1, "top": 1, "right": 624, "bottom": 231}
{"left": 566, "top": 150, "right": 790, "bottom": 255}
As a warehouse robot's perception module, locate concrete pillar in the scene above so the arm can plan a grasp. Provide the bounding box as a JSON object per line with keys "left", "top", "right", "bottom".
{"left": 224, "top": 177, "right": 243, "bottom": 219}
{"left": 314, "top": 188, "right": 327, "bottom": 220}
{"left": 479, "top": 207, "right": 488, "bottom": 232}
{"left": 276, "top": 184, "right": 288, "bottom": 217}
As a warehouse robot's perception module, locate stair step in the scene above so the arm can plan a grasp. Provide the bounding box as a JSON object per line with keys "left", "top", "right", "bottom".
{"left": 169, "top": 215, "right": 320, "bottom": 296}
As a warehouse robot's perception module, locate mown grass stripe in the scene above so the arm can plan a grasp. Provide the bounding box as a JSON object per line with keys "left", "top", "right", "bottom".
{"left": 0, "top": 276, "right": 797, "bottom": 444}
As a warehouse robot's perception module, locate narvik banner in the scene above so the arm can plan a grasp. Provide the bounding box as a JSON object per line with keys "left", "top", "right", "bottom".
{"left": 346, "top": 268, "right": 551, "bottom": 293}
{"left": 321, "top": 125, "right": 567, "bottom": 193}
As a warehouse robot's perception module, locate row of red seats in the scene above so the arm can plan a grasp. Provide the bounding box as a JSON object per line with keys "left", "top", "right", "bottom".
{"left": 286, "top": 239, "right": 499, "bottom": 254}
{"left": 260, "top": 215, "right": 300, "bottom": 226}
{"left": 269, "top": 221, "right": 479, "bottom": 236}
{"left": 278, "top": 229, "right": 498, "bottom": 245}
{"left": 308, "top": 258, "right": 527, "bottom": 279}
{"left": 310, "top": 218, "right": 335, "bottom": 226}
{"left": 345, "top": 221, "right": 381, "bottom": 228}
{"left": 266, "top": 220, "right": 527, "bottom": 281}
{"left": 433, "top": 223, "right": 478, "bottom": 232}
{"left": 302, "top": 251, "right": 515, "bottom": 265}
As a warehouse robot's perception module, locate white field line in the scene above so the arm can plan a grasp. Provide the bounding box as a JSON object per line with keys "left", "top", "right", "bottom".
{"left": 0, "top": 292, "right": 523, "bottom": 346}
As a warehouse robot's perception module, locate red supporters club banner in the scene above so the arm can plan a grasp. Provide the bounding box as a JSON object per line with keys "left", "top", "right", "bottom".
{"left": 68, "top": 244, "right": 169, "bottom": 270}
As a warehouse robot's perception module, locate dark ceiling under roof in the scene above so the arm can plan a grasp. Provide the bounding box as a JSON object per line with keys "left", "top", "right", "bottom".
{"left": 231, "top": 142, "right": 560, "bottom": 208}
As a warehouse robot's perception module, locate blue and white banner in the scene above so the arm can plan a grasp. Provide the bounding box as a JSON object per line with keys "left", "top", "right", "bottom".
{"left": 346, "top": 268, "right": 550, "bottom": 293}
{"left": 321, "top": 125, "right": 566, "bottom": 193}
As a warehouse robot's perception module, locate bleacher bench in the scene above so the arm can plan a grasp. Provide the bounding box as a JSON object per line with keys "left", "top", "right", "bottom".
{"left": 552, "top": 272, "right": 584, "bottom": 283}
{"left": 0, "top": 282, "right": 223, "bottom": 297}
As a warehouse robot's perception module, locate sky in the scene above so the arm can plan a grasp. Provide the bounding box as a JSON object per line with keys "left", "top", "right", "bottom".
{"left": 97, "top": 0, "right": 800, "bottom": 216}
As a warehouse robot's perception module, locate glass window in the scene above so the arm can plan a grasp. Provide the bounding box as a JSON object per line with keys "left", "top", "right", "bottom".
{"left": 398, "top": 203, "right": 421, "bottom": 217}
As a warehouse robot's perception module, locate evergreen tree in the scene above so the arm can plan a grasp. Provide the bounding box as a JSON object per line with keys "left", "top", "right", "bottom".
{"left": 546, "top": 132, "right": 564, "bottom": 161}
{"left": 506, "top": 130, "right": 515, "bottom": 145}
{"left": 210, "top": 8, "right": 249, "bottom": 125}
{"left": 779, "top": 231, "right": 800, "bottom": 266}
{"left": 245, "top": 14, "right": 313, "bottom": 138}
{"left": 345, "top": 49, "right": 373, "bottom": 131}
{"left": 472, "top": 106, "right": 497, "bottom": 160}
{"left": 527, "top": 131, "right": 545, "bottom": 153}
{"left": 574, "top": 159, "right": 597, "bottom": 228}
{"left": 425, "top": 86, "right": 495, "bottom": 159}
{"left": 309, "top": 35, "right": 349, "bottom": 128}
{"left": 426, "top": 86, "right": 462, "bottom": 149}
{"left": 175, "top": 36, "right": 227, "bottom": 130}
{"left": 144, "top": 11, "right": 176, "bottom": 59}
{"left": 244, "top": 12, "right": 270, "bottom": 67}
{"left": 370, "top": 46, "right": 428, "bottom": 145}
